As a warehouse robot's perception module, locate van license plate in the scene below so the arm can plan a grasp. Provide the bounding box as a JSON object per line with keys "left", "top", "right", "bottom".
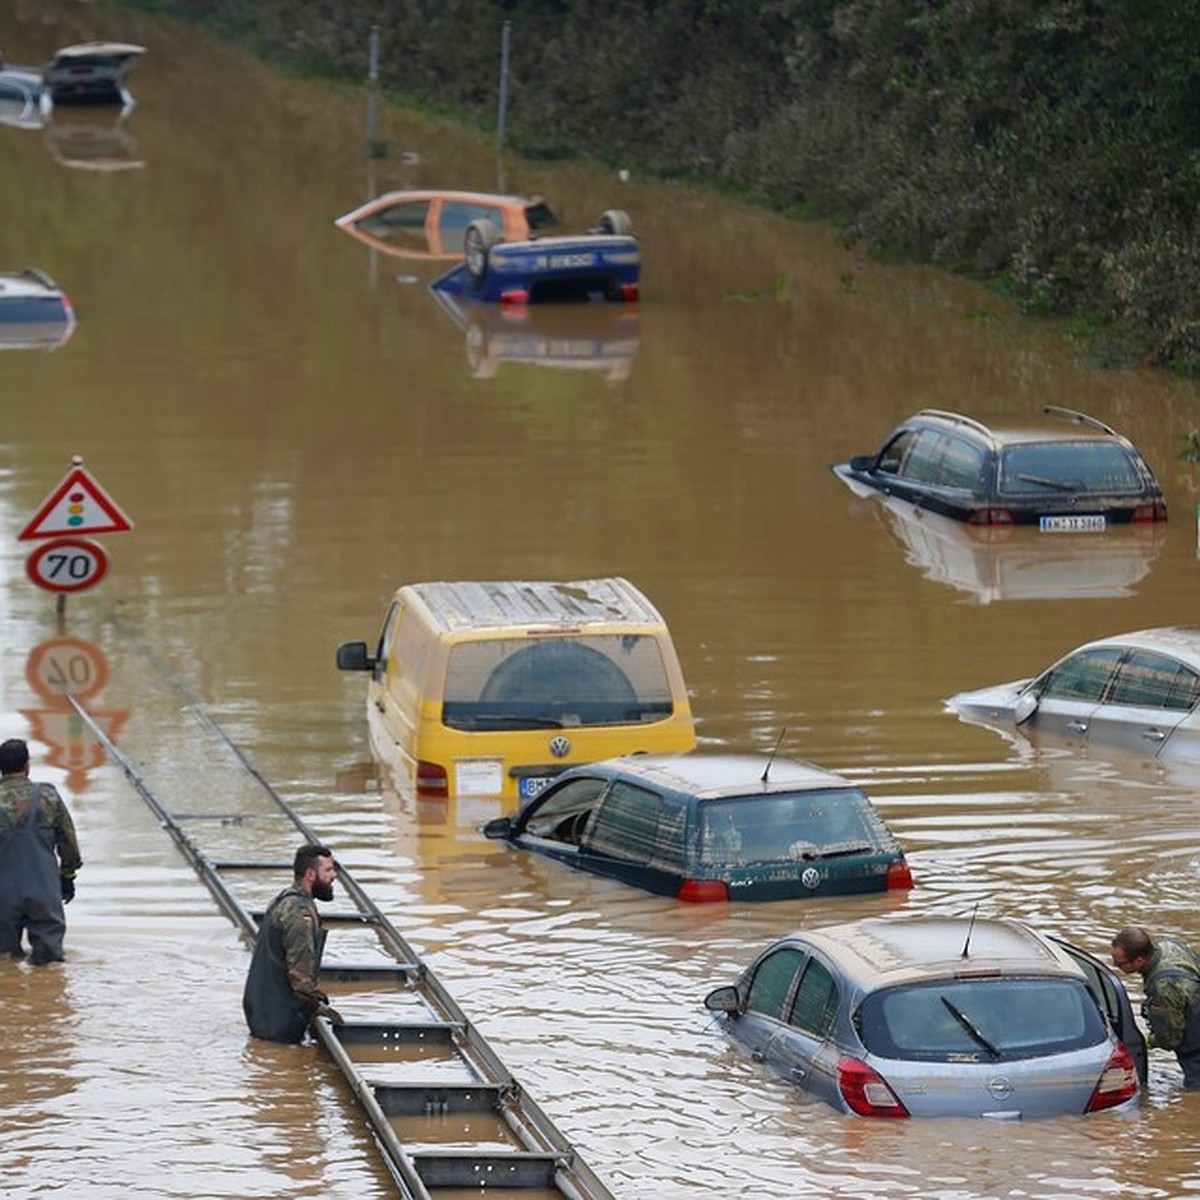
{"left": 1039, "top": 515, "right": 1106, "bottom": 532}
{"left": 519, "top": 776, "right": 554, "bottom": 799}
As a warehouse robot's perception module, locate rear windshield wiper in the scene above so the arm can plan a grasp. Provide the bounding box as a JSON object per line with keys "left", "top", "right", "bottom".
{"left": 1015, "top": 472, "right": 1078, "bottom": 492}
{"left": 940, "top": 995, "right": 1001, "bottom": 1058}
{"left": 452, "top": 713, "right": 564, "bottom": 730}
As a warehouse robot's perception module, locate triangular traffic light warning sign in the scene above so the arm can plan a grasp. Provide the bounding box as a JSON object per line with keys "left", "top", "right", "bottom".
{"left": 19, "top": 464, "right": 134, "bottom": 540}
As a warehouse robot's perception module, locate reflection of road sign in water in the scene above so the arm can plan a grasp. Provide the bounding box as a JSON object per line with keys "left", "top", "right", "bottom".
{"left": 26, "top": 636, "right": 110, "bottom": 700}
{"left": 25, "top": 536, "right": 109, "bottom": 593}
{"left": 19, "top": 462, "right": 134, "bottom": 540}
{"left": 20, "top": 706, "right": 129, "bottom": 792}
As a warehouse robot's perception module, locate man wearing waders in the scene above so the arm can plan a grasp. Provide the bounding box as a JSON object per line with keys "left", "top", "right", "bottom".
{"left": 0, "top": 737, "right": 82, "bottom": 965}
{"left": 242, "top": 843, "right": 343, "bottom": 1042}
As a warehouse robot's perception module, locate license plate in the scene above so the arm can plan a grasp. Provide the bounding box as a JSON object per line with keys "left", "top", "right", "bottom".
{"left": 1039, "top": 514, "right": 1106, "bottom": 532}
{"left": 548, "top": 252, "right": 596, "bottom": 268}
{"left": 519, "top": 775, "right": 554, "bottom": 800}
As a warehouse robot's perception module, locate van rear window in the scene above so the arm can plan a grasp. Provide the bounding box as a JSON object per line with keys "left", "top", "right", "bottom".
{"left": 441, "top": 635, "right": 673, "bottom": 731}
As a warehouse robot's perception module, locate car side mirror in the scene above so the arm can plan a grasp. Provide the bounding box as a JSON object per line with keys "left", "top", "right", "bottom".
{"left": 336, "top": 641, "right": 375, "bottom": 672}
{"left": 849, "top": 454, "right": 874, "bottom": 473}
{"left": 703, "top": 985, "right": 741, "bottom": 1014}
{"left": 1014, "top": 689, "right": 1041, "bottom": 725}
{"left": 483, "top": 817, "right": 513, "bottom": 840}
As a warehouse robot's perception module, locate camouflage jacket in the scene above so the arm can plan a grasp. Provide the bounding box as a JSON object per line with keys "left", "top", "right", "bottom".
{"left": 1142, "top": 937, "right": 1200, "bottom": 1051}
{"left": 269, "top": 886, "right": 327, "bottom": 1011}
{"left": 0, "top": 775, "right": 82, "bottom": 874}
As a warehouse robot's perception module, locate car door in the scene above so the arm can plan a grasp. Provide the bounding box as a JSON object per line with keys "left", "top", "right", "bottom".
{"left": 576, "top": 780, "right": 686, "bottom": 896}
{"left": 765, "top": 953, "right": 843, "bottom": 1108}
{"left": 1051, "top": 937, "right": 1148, "bottom": 1086}
{"left": 730, "top": 946, "right": 808, "bottom": 1065}
{"left": 1082, "top": 650, "right": 1199, "bottom": 758}
{"left": 1023, "top": 646, "right": 1124, "bottom": 745}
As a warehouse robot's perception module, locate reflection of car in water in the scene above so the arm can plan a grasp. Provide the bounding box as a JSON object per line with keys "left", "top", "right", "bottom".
{"left": 948, "top": 626, "right": 1200, "bottom": 763}
{"left": 705, "top": 915, "right": 1145, "bottom": 1118}
{"left": 334, "top": 188, "right": 558, "bottom": 261}
{"left": 336, "top": 578, "right": 696, "bottom": 802}
{"left": 430, "top": 286, "right": 640, "bottom": 381}
{"left": 0, "top": 269, "right": 76, "bottom": 351}
{"left": 44, "top": 107, "right": 143, "bottom": 171}
{"left": 836, "top": 474, "right": 1165, "bottom": 603}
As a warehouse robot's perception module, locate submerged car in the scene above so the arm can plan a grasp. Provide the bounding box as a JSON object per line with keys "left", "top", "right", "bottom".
{"left": 41, "top": 42, "right": 145, "bottom": 105}
{"left": 334, "top": 189, "right": 558, "bottom": 261}
{"left": 0, "top": 268, "right": 76, "bottom": 350}
{"left": 832, "top": 406, "right": 1166, "bottom": 529}
{"left": 482, "top": 752, "right": 913, "bottom": 902}
{"left": 948, "top": 626, "right": 1200, "bottom": 762}
{"left": 337, "top": 578, "right": 695, "bottom": 801}
{"left": 430, "top": 209, "right": 639, "bottom": 305}
{"left": 704, "top": 915, "right": 1145, "bottom": 1118}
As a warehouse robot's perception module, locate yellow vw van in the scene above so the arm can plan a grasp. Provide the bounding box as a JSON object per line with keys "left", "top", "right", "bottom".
{"left": 336, "top": 578, "right": 696, "bottom": 802}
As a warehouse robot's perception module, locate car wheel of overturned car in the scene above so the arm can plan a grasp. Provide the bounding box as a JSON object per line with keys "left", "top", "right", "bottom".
{"left": 597, "top": 209, "right": 633, "bottom": 236}
{"left": 465, "top": 218, "right": 502, "bottom": 286}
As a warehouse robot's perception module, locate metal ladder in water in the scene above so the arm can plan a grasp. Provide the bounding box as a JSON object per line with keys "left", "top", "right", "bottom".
{"left": 67, "top": 694, "right": 615, "bottom": 1200}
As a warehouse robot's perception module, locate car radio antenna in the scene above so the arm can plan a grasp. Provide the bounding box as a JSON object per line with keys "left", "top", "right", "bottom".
{"left": 960, "top": 902, "right": 980, "bottom": 958}
{"left": 761, "top": 727, "right": 787, "bottom": 783}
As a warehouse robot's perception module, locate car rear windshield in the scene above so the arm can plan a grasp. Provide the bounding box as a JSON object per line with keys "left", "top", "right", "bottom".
{"left": 857, "top": 976, "right": 1107, "bottom": 1062}
{"left": 442, "top": 635, "right": 674, "bottom": 731}
{"left": 697, "top": 787, "right": 893, "bottom": 868}
{"left": 998, "top": 442, "right": 1145, "bottom": 496}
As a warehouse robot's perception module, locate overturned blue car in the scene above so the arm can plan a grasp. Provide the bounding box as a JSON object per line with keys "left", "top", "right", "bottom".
{"left": 430, "top": 208, "right": 640, "bottom": 306}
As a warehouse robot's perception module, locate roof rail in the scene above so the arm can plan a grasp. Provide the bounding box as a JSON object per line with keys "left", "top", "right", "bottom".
{"left": 915, "top": 409, "right": 993, "bottom": 439}
{"left": 1041, "top": 405, "right": 1117, "bottom": 436}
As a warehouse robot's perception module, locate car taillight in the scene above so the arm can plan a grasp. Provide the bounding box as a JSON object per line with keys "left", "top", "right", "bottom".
{"left": 886, "top": 859, "right": 914, "bottom": 890}
{"left": 415, "top": 760, "right": 448, "bottom": 797}
{"left": 499, "top": 288, "right": 530, "bottom": 306}
{"left": 1085, "top": 1043, "right": 1139, "bottom": 1113}
{"left": 677, "top": 878, "right": 728, "bottom": 903}
{"left": 967, "top": 508, "right": 1016, "bottom": 526}
{"left": 837, "top": 1057, "right": 909, "bottom": 1118}
{"left": 619, "top": 282, "right": 639, "bottom": 302}
{"left": 1131, "top": 501, "right": 1168, "bottom": 523}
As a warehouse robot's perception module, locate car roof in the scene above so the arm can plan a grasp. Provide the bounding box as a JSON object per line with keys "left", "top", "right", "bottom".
{"left": 582, "top": 752, "right": 855, "bottom": 798}
{"left": 1074, "top": 625, "right": 1200, "bottom": 666}
{"left": 906, "top": 407, "right": 1130, "bottom": 447}
{"left": 402, "top": 577, "right": 667, "bottom": 634}
{"left": 337, "top": 189, "right": 539, "bottom": 219}
{"left": 782, "top": 916, "right": 1083, "bottom": 989}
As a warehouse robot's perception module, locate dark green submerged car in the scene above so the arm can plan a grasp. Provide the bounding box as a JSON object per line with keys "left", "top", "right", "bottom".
{"left": 483, "top": 753, "right": 913, "bottom": 903}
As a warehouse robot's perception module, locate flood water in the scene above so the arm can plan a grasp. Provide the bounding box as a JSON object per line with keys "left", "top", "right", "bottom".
{"left": 3, "top": 2, "right": 1200, "bottom": 1197}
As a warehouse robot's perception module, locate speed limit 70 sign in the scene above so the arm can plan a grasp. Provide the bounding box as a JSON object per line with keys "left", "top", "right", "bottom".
{"left": 25, "top": 536, "right": 109, "bottom": 593}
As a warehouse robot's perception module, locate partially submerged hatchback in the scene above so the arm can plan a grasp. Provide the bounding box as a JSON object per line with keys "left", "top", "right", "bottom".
{"left": 705, "top": 916, "right": 1145, "bottom": 1118}
{"left": 337, "top": 578, "right": 694, "bottom": 801}
{"left": 832, "top": 406, "right": 1166, "bottom": 529}
{"left": 483, "top": 753, "right": 913, "bottom": 902}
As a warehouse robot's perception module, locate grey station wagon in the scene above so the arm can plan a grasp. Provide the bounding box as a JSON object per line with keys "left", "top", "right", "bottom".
{"left": 705, "top": 915, "right": 1146, "bottom": 1118}
{"left": 482, "top": 753, "right": 913, "bottom": 903}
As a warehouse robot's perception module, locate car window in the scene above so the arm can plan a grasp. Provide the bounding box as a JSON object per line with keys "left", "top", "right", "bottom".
{"left": 439, "top": 201, "right": 505, "bottom": 237}
{"left": 584, "top": 780, "right": 687, "bottom": 871}
{"left": 357, "top": 199, "right": 430, "bottom": 244}
{"left": 938, "top": 435, "right": 986, "bottom": 489}
{"left": 441, "top": 635, "right": 672, "bottom": 731}
{"left": 858, "top": 977, "right": 1106, "bottom": 1062}
{"left": 522, "top": 777, "right": 607, "bottom": 838}
{"left": 998, "top": 442, "right": 1144, "bottom": 496}
{"left": 1106, "top": 651, "right": 1200, "bottom": 711}
{"left": 697, "top": 788, "right": 888, "bottom": 868}
{"left": 746, "top": 947, "right": 806, "bottom": 1020}
{"left": 1039, "top": 647, "right": 1124, "bottom": 702}
{"left": 876, "top": 429, "right": 918, "bottom": 474}
{"left": 788, "top": 957, "right": 839, "bottom": 1036}
{"left": 899, "top": 430, "right": 946, "bottom": 483}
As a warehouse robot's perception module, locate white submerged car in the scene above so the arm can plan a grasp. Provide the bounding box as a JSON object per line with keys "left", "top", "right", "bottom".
{"left": 948, "top": 626, "right": 1200, "bottom": 762}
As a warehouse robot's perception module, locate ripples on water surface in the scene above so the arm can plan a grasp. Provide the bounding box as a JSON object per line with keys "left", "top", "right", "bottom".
{"left": 2, "top": 1, "right": 1200, "bottom": 1196}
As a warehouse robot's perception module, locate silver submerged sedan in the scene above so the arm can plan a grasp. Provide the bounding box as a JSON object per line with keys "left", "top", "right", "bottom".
{"left": 947, "top": 626, "right": 1200, "bottom": 761}
{"left": 704, "top": 915, "right": 1145, "bottom": 1119}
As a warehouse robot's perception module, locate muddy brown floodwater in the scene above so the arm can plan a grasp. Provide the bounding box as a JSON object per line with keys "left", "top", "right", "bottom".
{"left": 2, "top": 2, "right": 1200, "bottom": 1197}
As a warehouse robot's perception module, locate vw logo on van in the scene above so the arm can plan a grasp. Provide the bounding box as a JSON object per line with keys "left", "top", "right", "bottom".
{"left": 549, "top": 735, "right": 571, "bottom": 758}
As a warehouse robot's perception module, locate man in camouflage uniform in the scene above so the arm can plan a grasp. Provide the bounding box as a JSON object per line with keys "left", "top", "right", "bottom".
{"left": 1111, "top": 925, "right": 1200, "bottom": 1088}
{"left": 0, "top": 737, "right": 82, "bottom": 965}
{"left": 242, "top": 842, "right": 343, "bottom": 1043}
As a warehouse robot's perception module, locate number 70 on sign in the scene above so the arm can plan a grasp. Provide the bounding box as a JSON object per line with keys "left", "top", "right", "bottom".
{"left": 25, "top": 536, "right": 109, "bottom": 593}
